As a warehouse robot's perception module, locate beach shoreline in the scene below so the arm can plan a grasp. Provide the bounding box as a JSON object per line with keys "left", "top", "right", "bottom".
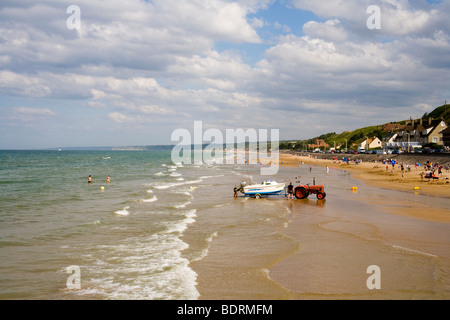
{"left": 190, "top": 160, "right": 450, "bottom": 300}
{"left": 279, "top": 151, "right": 450, "bottom": 199}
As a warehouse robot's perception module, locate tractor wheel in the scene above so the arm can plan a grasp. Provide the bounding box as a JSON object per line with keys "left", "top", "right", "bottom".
{"left": 317, "top": 192, "right": 326, "bottom": 200}
{"left": 295, "top": 187, "right": 309, "bottom": 199}
{"left": 255, "top": 194, "right": 261, "bottom": 199}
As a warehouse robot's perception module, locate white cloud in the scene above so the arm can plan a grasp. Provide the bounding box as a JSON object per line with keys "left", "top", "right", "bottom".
{"left": 14, "top": 107, "right": 55, "bottom": 117}
{"left": 289, "top": 0, "right": 363, "bottom": 20}
{"left": 303, "top": 19, "right": 348, "bottom": 42}
{"left": 380, "top": 0, "right": 438, "bottom": 36}
{"left": 0, "top": 107, "right": 56, "bottom": 126}
{"left": 0, "top": 0, "right": 262, "bottom": 74}
{"left": 273, "top": 21, "right": 291, "bottom": 33}
{"left": 251, "top": 17, "right": 265, "bottom": 29}
{"left": 167, "top": 50, "right": 253, "bottom": 91}
{"left": 290, "top": 0, "right": 445, "bottom": 37}
{"left": 107, "top": 112, "right": 135, "bottom": 124}
{"left": 90, "top": 89, "right": 106, "bottom": 100}
{"left": 140, "top": 105, "right": 174, "bottom": 115}
{"left": 259, "top": 34, "right": 391, "bottom": 77}
{"left": 0, "top": 71, "right": 52, "bottom": 97}
{"left": 88, "top": 101, "right": 107, "bottom": 109}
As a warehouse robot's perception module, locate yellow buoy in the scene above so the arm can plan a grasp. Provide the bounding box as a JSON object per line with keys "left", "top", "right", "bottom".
{"left": 100, "top": 186, "right": 105, "bottom": 191}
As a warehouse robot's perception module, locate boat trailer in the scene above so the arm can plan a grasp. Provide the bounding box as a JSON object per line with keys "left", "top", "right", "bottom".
{"left": 234, "top": 177, "right": 327, "bottom": 200}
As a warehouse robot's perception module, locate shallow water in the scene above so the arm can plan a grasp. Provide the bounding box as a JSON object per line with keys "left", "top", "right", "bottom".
{"left": 0, "top": 150, "right": 218, "bottom": 299}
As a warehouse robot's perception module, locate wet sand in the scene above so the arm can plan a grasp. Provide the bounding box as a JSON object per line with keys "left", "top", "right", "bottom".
{"left": 188, "top": 155, "right": 450, "bottom": 300}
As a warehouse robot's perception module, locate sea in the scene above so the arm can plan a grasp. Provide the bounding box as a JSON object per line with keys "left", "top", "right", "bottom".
{"left": 0, "top": 149, "right": 223, "bottom": 300}
{"left": 0, "top": 150, "right": 449, "bottom": 300}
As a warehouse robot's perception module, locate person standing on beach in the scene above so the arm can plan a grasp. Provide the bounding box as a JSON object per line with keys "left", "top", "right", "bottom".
{"left": 287, "top": 182, "right": 294, "bottom": 199}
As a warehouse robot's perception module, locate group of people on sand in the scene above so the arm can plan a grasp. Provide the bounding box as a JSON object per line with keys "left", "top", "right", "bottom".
{"left": 377, "top": 158, "right": 449, "bottom": 182}
{"left": 420, "top": 161, "right": 448, "bottom": 181}
{"left": 424, "top": 160, "right": 448, "bottom": 175}
{"left": 334, "top": 156, "right": 449, "bottom": 182}
{"left": 88, "top": 175, "right": 111, "bottom": 184}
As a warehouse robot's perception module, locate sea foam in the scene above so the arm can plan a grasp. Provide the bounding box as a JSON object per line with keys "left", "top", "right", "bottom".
{"left": 142, "top": 196, "right": 158, "bottom": 203}
{"left": 115, "top": 206, "right": 130, "bottom": 216}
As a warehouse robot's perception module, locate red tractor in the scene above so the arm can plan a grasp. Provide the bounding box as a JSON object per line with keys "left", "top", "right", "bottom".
{"left": 293, "top": 177, "right": 327, "bottom": 200}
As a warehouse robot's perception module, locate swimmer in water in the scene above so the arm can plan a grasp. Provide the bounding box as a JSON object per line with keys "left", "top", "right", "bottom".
{"left": 88, "top": 175, "right": 92, "bottom": 183}
{"left": 106, "top": 176, "right": 111, "bottom": 184}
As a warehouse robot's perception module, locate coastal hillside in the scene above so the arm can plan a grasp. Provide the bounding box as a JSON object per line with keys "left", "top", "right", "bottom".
{"left": 425, "top": 104, "right": 450, "bottom": 124}
{"left": 281, "top": 104, "right": 450, "bottom": 151}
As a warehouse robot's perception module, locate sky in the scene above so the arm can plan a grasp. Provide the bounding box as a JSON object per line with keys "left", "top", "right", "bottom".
{"left": 0, "top": 0, "right": 449, "bottom": 149}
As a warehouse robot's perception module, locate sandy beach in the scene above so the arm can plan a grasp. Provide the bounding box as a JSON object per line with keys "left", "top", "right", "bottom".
{"left": 279, "top": 152, "right": 450, "bottom": 224}
{"left": 280, "top": 152, "right": 450, "bottom": 196}
{"left": 189, "top": 153, "right": 450, "bottom": 300}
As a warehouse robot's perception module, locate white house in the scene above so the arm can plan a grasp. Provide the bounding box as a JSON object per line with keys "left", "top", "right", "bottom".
{"left": 359, "top": 137, "right": 382, "bottom": 150}
{"left": 384, "top": 132, "right": 397, "bottom": 145}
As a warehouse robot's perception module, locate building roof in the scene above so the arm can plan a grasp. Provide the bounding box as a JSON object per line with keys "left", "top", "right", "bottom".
{"left": 308, "top": 139, "right": 329, "bottom": 148}
{"left": 399, "top": 118, "right": 447, "bottom": 137}
{"left": 384, "top": 132, "right": 397, "bottom": 140}
{"left": 383, "top": 123, "right": 406, "bottom": 132}
{"left": 424, "top": 118, "right": 445, "bottom": 129}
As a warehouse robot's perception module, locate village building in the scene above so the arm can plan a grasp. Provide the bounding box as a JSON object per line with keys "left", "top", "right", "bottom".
{"left": 390, "top": 117, "right": 448, "bottom": 150}
{"left": 308, "top": 139, "right": 329, "bottom": 150}
{"left": 383, "top": 132, "right": 398, "bottom": 146}
{"left": 383, "top": 123, "right": 406, "bottom": 132}
{"left": 441, "top": 127, "right": 450, "bottom": 148}
{"left": 358, "top": 137, "right": 382, "bottom": 150}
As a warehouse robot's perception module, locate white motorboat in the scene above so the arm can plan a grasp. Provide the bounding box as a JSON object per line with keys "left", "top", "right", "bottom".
{"left": 240, "top": 180, "right": 285, "bottom": 196}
